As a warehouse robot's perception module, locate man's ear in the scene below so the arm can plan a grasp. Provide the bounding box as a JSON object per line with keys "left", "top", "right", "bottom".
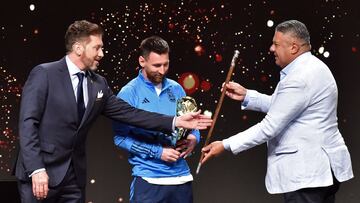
{"left": 139, "top": 56, "right": 146, "bottom": 67}
{"left": 73, "top": 42, "right": 84, "bottom": 56}
{"left": 290, "top": 42, "right": 300, "bottom": 55}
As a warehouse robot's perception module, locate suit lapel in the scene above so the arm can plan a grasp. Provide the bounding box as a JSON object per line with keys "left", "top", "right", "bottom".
{"left": 58, "top": 58, "right": 78, "bottom": 120}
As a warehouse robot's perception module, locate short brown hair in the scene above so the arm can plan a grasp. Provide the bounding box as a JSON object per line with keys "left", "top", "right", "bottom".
{"left": 64, "top": 20, "right": 103, "bottom": 53}
{"left": 139, "top": 36, "right": 169, "bottom": 59}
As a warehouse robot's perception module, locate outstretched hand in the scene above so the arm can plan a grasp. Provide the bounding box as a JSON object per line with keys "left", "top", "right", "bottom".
{"left": 175, "top": 110, "right": 212, "bottom": 130}
{"left": 222, "top": 81, "right": 247, "bottom": 101}
{"left": 201, "top": 141, "right": 225, "bottom": 164}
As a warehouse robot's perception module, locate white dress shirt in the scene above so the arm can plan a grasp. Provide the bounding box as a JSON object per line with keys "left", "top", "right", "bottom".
{"left": 65, "top": 55, "right": 89, "bottom": 107}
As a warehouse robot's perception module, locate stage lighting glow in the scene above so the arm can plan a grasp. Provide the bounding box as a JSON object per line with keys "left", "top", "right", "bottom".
{"left": 267, "top": 20, "right": 274, "bottom": 27}
{"left": 29, "top": 4, "right": 35, "bottom": 11}
{"left": 323, "top": 51, "right": 330, "bottom": 58}
{"left": 318, "top": 46, "right": 325, "bottom": 54}
{"left": 204, "top": 110, "right": 213, "bottom": 117}
{"left": 194, "top": 45, "right": 205, "bottom": 56}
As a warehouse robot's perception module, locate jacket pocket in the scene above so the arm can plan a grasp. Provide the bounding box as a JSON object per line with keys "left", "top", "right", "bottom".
{"left": 40, "top": 142, "right": 56, "bottom": 154}
{"left": 275, "top": 145, "right": 298, "bottom": 155}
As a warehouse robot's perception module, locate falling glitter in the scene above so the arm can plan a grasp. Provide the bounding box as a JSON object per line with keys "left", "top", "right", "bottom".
{"left": 0, "top": 65, "right": 21, "bottom": 174}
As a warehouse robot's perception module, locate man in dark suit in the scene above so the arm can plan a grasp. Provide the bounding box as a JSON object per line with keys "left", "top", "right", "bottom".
{"left": 15, "top": 20, "right": 211, "bottom": 203}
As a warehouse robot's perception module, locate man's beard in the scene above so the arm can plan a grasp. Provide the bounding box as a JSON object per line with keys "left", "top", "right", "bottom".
{"left": 148, "top": 73, "right": 164, "bottom": 84}
{"left": 81, "top": 55, "right": 100, "bottom": 70}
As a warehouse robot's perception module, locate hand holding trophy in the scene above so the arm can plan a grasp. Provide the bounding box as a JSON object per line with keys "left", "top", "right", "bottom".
{"left": 172, "top": 96, "right": 198, "bottom": 145}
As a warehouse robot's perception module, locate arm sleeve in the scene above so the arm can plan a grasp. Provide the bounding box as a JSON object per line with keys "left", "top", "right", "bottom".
{"left": 102, "top": 77, "right": 174, "bottom": 134}
{"left": 223, "top": 79, "right": 309, "bottom": 154}
{"left": 19, "top": 66, "right": 48, "bottom": 175}
{"left": 29, "top": 168, "right": 46, "bottom": 177}
{"left": 112, "top": 86, "right": 163, "bottom": 160}
{"left": 189, "top": 130, "right": 200, "bottom": 144}
{"left": 113, "top": 130, "right": 163, "bottom": 160}
{"left": 241, "top": 89, "right": 272, "bottom": 113}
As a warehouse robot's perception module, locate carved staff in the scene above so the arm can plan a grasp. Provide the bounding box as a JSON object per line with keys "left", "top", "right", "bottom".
{"left": 196, "top": 50, "right": 240, "bottom": 174}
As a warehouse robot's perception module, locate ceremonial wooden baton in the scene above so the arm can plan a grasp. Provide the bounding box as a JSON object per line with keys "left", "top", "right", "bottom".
{"left": 196, "top": 50, "right": 240, "bottom": 174}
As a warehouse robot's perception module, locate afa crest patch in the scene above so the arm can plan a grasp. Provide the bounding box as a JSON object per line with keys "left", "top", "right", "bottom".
{"left": 166, "top": 89, "right": 176, "bottom": 102}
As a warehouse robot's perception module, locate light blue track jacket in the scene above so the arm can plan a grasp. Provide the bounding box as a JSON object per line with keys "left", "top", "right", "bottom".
{"left": 113, "top": 71, "right": 200, "bottom": 178}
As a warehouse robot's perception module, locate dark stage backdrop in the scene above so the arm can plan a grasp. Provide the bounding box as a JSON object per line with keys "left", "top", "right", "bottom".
{"left": 1, "top": 0, "right": 359, "bottom": 202}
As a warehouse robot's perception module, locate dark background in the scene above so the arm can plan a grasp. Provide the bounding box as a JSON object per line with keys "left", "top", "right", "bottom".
{"left": 0, "top": 0, "right": 359, "bottom": 202}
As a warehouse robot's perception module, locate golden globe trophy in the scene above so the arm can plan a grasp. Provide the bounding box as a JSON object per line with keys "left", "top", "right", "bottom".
{"left": 174, "top": 96, "right": 198, "bottom": 143}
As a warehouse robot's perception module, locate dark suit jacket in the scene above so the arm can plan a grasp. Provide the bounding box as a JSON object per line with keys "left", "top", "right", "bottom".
{"left": 15, "top": 57, "right": 173, "bottom": 187}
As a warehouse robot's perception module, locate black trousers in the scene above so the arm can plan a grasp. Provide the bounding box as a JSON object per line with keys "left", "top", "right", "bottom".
{"left": 284, "top": 178, "right": 340, "bottom": 203}
{"left": 130, "top": 177, "right": 193, "bottom": 203}
{"left": 18, "top": 163, "right": 84, "bottom": 203}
